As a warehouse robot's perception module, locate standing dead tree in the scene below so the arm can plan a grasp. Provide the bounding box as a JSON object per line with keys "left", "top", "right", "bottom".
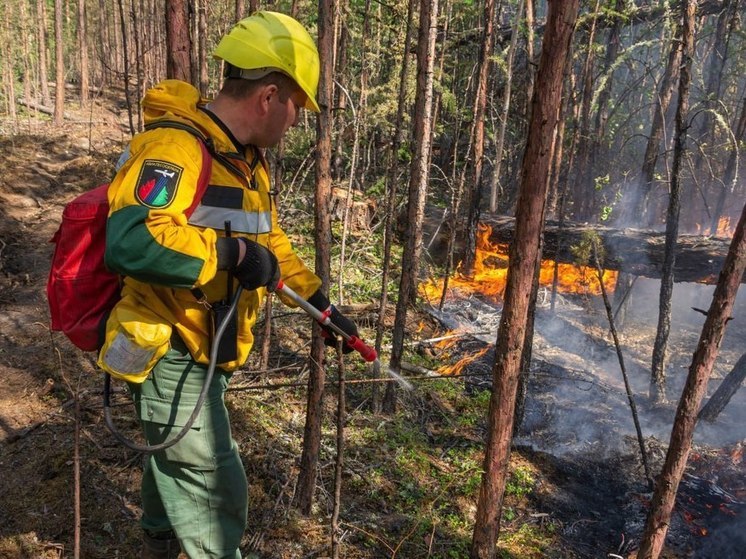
{"left": 470, "top": 2, "right": 579, "bottom": 557}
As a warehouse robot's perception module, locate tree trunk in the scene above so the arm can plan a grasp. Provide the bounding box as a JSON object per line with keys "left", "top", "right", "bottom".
{"left": 698, "top": 353, "right": 746, "bottom": 422}
{"left": 53, "top": 0, "right": 65, "bottom": 126}
{"left": 197, "top": 0, "right": 208, "bottom": 96}
{"left": 372, "top": 0, "right": 415, "bottom": 414}
{"left": 463, "top": 0, "right": 498, "bottom": 274}
{"left": 235, "top": 0, "right": 245, "bottom": 19}
{"left": 650, "top": 1, "right": 696, "bottom": 404}
{"left": 635, "top": 24, "right": 682, "bottom": 228}
{"left": 485, "top": 0, "right": 523, "bottom": 221}
{"left": 166, "top": 0, "right": 191, "bottom": 82}
{"left": 38, "top": 0, "right": 51, "bottom": 106}
{"left": 295, "top": 0, "right": 335, "bottom": 516}
{"left": 338, "top": 0, "right": 371, "bottom": 304}
{"left": 709, "top": 91, "right": 746, "bottom": 235}
{"left": 637, "top": 206, "right": 746, "bottom": 558}
{"left": 384, "top": 0, "right": 439, "bottom": 414}
{"left": 117, "top": 0, "right": 134, "bottom": 135}
{"left": 470, "top": 2, "right": 579, "bottom": 557}
{"left": 131, "top": 0, "right": 143, "bottom": 131}
{"left": 77, "top": 0, "right": 89, "bottom": 106}
{"left": 569, "top": 0, "right": 600, "bottom": 221}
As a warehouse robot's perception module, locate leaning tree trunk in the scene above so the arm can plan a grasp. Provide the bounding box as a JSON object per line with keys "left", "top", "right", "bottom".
{"left": 698, "top": 352, "right": 746, "bottom": 422}
{"left": 383, "top": 0, "right": 439, "bottom": 414}
{"left": 295, "top": 0, "right": 336, "bottom": 516}
{"left": 166, "top": 0, "right": 191, "bottom": 83}
{"left": 470, "top": 2, "right": 579, "bottom": 557}
{"left": 637, "top": 204, "right": 746, "bottom": 558}
{"left": 650, "top": 1, "right": 696, "bottom": 404}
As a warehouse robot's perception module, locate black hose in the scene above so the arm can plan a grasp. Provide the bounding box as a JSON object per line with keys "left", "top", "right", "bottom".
{"left": 103, "top": 287, "right": 243, "bottom": 453}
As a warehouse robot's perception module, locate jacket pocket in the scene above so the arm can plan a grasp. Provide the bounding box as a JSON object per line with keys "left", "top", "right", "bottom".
{"left": 97, "top": 299, "right": 172, "bottom": 383}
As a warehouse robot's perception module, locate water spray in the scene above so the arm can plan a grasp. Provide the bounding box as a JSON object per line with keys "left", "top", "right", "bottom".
{"left": 276, "top": 280, "right": 412, "bottom": 390}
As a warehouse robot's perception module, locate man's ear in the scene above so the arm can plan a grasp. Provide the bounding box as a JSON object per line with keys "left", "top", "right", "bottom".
{"left": 258, "top": 84, "right": 280, "bottom": 112}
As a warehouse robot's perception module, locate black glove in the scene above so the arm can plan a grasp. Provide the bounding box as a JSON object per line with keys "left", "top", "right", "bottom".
{"left": 307, "top": 290, "right": 359, "bottom": 353}
{"left": 217, "top": 237, "right": 280, "bottom": 292}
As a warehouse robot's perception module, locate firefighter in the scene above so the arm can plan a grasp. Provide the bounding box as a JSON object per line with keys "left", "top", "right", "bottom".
{"left": 99, "top": 11, "right": 359, "bottom": 558}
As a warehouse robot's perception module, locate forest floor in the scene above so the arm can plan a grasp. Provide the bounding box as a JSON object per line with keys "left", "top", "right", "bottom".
{"left": 0, "top": 99, "right": 745, "bottom": 559}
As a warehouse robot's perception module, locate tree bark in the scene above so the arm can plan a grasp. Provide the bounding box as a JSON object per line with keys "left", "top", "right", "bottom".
{"left": 295, "top": 0, "right": 335, "bottom": 516}
{"left": 197, "top": 0, "right": 208, "bottom": 96}
{"left": 372, "top": 0, "right": 415, "bottom": 414}
{"left": 709, "top": 91, "right": 746, "bottom": 235}
{"left": 77, "top": 0, "right": 89, "bottom": 106}
{"left": 235, "top": 0, "right": 245, "bottom": 20}
{"left": 37, "top": 0, "right": 51, "bottom": 106}
{"left": 464, "top": 0, "right": 499, "bottom": 273}
{"left": 117, "top": 0, "right": 134, "bottom": 135}
{"left": 569, "top": 0, "right": 601, "bottom": 221}
{"left": 635, "top": 25, "right": 682, "bottom": 228}
{"left": 166, "top": 0, "right": 191, "bottom": 82}
{"left": 650, "top": 0, "right": 696, "bottom": 404}
{"left": 53, "top": 0, "right": 65, "bottom": 126}
{"left": 384, "top": 0, "right": 439, "bottom": 413}
{"left": 486, "top": 0, "right": 520, "bottom": 216}
{"left": 637, "top": 206, "right": 746, "bottom": 558}
{"left": 470, "top": 2, "right": 579, "bottom": 557}
{"left": 698, "top": 353, "right": 746, "bottom": 422}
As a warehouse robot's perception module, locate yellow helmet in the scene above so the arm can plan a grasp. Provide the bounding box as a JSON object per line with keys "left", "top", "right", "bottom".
{"left": 214, "top": 11, "right": 320, "bottom": 112}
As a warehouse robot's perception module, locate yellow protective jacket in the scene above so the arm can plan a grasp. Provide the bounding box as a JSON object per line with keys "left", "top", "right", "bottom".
{"left": 98, "top": 80, "right": 321, "bottom": 382}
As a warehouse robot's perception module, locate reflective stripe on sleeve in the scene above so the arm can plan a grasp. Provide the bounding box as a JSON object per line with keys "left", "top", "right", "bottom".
{"left": 188, "top": 205, "right": 272, "bottom": 234}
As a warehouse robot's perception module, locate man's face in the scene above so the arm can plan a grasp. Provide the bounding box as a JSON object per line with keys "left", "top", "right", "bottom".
{"left": 258, "top": 86, "right": 305, "bottom": 147}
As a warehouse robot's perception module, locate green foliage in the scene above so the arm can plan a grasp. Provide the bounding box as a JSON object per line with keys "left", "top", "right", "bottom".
{"left": 505, "top": 465, "right": 535, "bottom": 498}
{"left": 570, "top": 231, "right": 604, "bottom": 268}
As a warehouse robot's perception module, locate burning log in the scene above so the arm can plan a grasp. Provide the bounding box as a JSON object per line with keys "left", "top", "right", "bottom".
{"left": 422, "top": 211, "right": 741, "bottom": 285}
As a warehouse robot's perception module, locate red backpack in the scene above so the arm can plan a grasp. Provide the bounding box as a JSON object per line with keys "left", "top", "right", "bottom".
{"left": 47, "top": 124, "right": 214, "bottom": 351}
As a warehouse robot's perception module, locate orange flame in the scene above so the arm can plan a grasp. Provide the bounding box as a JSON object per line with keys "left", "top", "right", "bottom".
{"left": 421, "top": 223, "right": 618, "bottom": 303}
{"left": 691, "top": 216, "right": 736, "bottom": 238}
{"left": 437, "top": 345, "right": 491, "bottom": 376}
{"left": 716, "top": 216, "right": 735, "bottom": 238}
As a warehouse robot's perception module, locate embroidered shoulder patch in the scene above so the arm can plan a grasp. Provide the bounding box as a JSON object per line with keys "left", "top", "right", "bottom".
{"left": 134, "top": 160, "right": 184, "bottom": 208}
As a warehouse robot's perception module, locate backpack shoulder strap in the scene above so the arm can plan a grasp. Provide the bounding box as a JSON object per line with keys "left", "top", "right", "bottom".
{"left": 144, "top": 120, "right": 213, "bottom": 217}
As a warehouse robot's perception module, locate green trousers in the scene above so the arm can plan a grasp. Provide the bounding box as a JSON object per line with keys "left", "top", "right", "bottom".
{"left": 129, "top": 341, "right": 247, "bottom": 559}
